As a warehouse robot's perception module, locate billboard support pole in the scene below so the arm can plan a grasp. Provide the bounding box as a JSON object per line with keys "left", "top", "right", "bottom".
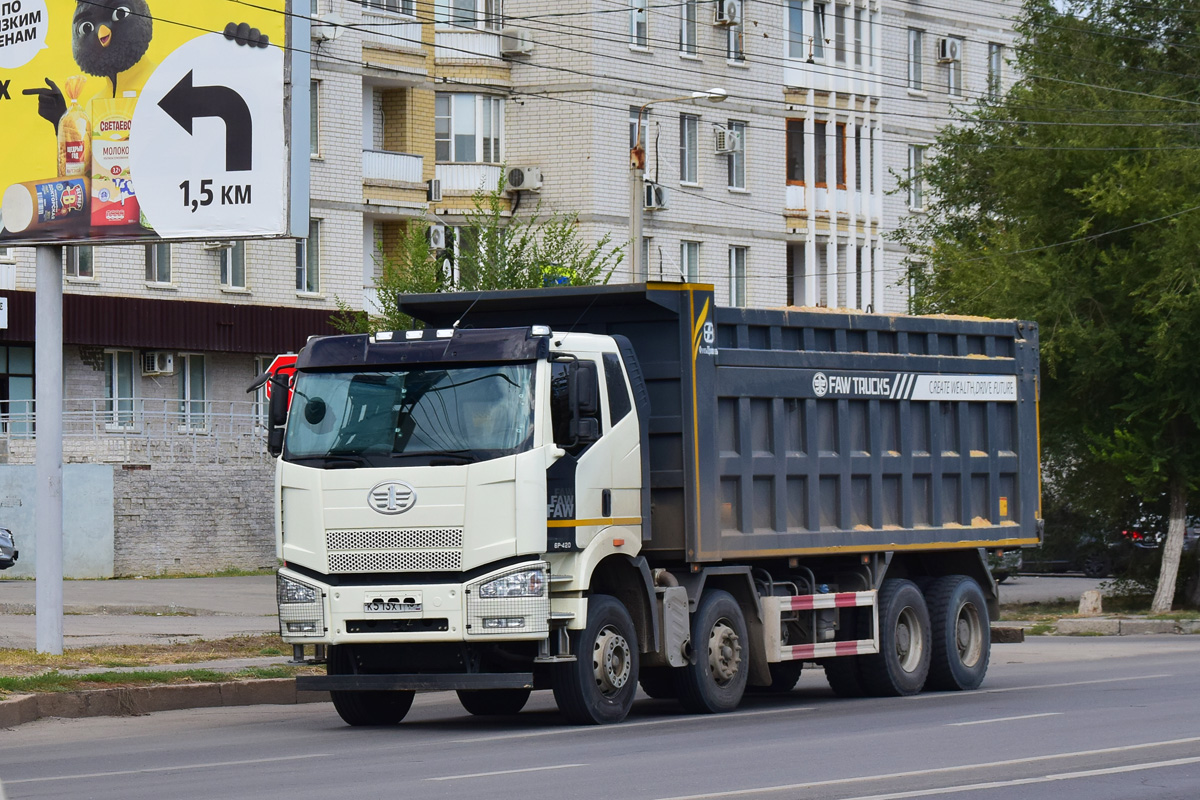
{"left": 35, "top": 244, "right": 63, "bottom": 655}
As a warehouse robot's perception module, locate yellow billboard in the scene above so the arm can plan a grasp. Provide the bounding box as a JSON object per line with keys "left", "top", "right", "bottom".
{"left": 0, "top": 0, "right": 287, "bottom": 245}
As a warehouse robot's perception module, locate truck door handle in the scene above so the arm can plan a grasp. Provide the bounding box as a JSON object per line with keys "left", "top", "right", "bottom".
{"left": 602, "top": 489, "right": 612, "bottom": 518}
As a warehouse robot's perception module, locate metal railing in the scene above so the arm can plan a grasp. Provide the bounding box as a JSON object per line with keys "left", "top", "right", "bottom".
{"left": 0, "top": 398, "right": 273, "bottom": 464}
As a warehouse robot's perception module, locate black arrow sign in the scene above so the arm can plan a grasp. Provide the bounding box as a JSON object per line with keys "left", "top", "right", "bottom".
{"left": 158, "top": 71, "right": 253, "bottom": 172}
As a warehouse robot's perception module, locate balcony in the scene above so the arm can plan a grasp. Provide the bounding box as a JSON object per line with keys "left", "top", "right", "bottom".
{"left": 783, "top": 59, "right": 881, "bottom": 98}
{"left": 363, "top": 149, "right": 424, "bottom": 184}
{"left": 435, "top": 163, "right": 502, "bottom": 194}
{"left": 360, "top": 11, "right": 423, "bottom": 51}
{"left": 435, "top": 30, "right": 501, "bottom": 60}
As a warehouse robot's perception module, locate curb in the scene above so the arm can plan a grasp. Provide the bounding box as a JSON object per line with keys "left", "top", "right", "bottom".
{"left": 1054, "top": 618, "right": 1200, "bottom": 636}
{"left": 0, "top": 603, "right": 263, "bottom": 617}
{"left": 0, "top": 679, "right": 330, "bottom": 729}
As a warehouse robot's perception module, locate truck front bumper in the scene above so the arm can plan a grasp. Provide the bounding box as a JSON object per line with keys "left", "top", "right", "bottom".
{"left": 277, "top": 561, "right": 550, "bottom": 646}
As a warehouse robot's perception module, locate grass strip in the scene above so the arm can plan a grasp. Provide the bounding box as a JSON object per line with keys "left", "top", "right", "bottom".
{"left": 0, "top": 666, "right": 298, "bottom": 695}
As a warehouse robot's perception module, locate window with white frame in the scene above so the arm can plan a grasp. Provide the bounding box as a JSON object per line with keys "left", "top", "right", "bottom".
{"left": 834, "top": 3, "right": 846, "bottom": 64}
{"left": 145, "top": 242, "right": 170, "bottom": 283}
{"left": 727, "top": 120, "right": 746, "bottom": 190}
{"left": 814, "top": 121, "right": 846, "bottom": 188}
{"left": 726, "top": 11, "right": 744, "bottom": 61}
{"left": 66, "top": 245, "right": 93, "bottom": 278}
{"left": 853, "top": 7, "right": 864, "bottom": 68}
{"left": 630, "top": 105, "right": 650, "bottom": 149}
{"left": 434, "top": 0, "right": 502, "bottom": 29}
{"left": 680, "top": 0, "right": 697, "bottom": 55}
{"left": 435, "top": 93, "right": 503, "bottom": 163}
{"left": 220, "top": 241, "right": 246, "bottom": 290}
{"left": 946, "top": 37, "right": 964, "bottom": 97}
{"left": 104, "top": 350, "right": 135, "bottom": 429}
{"left": 812, "top": 2, "right": 826, "bottom": 60}
{"left": 639, "top": 236, "right": 652, "bottom": 281}
{"left": 681, "top": 241, "right": 700, "bottom": 282}
{"left": 787, "top": 0, "right": 804, "bottom": 58}
{"left": 630, "top": 0, "right": 647, "bottom": 47}
{"left": 297, "top": 219, "right": 320, "bottom": 293}
{"left": 0, "top": 246, "right": 12, "bottom": 263}
{"left": 310, "top": 80, "right": 320, "bottom": 157}
{"left": 361, "top": 0, "right": 415, "bottom": 14}
{"left": 908, "top": 28, "right": 923, "bottom": 90}
{"left": 252, "top": 355, "right": 273, "bottom": 429}
{"left": 176, "top": 353, "right": 207, "bottom": 431}
{"left": 988, "top": 43, "right": 1003, "bottom": 100}
{"left": 729, "top": 246, "right": 747, "bottom": 307}
{"left": 679, "top": 113, "right": 699, "bottom": 183}
{"left": 908, "top": 145, "right": 926, "bottom": 210}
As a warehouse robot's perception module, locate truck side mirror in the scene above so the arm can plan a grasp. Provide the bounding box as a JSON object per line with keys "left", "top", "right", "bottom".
{"left": 569, "top": 361, "right": 600, "bottom": 445}
{"left": 267, "top": 373, "right": 290, "bottom": 457}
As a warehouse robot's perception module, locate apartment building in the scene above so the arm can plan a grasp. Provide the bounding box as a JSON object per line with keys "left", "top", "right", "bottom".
{"left": 0, "top": 0, "right": 1017, "bottom": 576}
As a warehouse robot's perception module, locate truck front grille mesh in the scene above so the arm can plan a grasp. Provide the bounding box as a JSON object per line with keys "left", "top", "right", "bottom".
{"left": 326, "top": 528, "right": 464, "bottom": 573}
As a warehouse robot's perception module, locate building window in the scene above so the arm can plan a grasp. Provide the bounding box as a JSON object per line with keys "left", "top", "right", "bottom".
{"left": 869, "top": 127, "right": 875, "bottom": 193}
{"left": 908, "top": 29, "right": 923, "bottom": 90}
{"left": 946, "top": 37, "right": 964, "bottom": 97}
{"left": 145, "top": 242, "right": 171, "bottom": 284}
{"left": 434, "top": 0, "right": 502, "bottom": 30}
{"left": 630, "top": 0, "right": 647, "bottom": 47}
{"left": 786, "top": 119, "right": 804, "bottom": 184}
{"left": 66, "top": 245, "right": 94, "bottom": 278}
{"left": 252, "top": 355, "right": 274, "bottom": 429}
{"left": 814, "top": 121, "right": 846, "bottom": 188}
{"left": 834, "top": 3, "right": 846, "bottom": 64}
{"left": 361, "top": 0, "right": 416, "bottom": 14}
{"left": 220, "top": 241, "right": 247, "bottom": 290}
{"left": 0, "top": 345, "right": 34, "bottom": 435}
{"left": 727, "top": 120, "right": 746, "bottom": 190}
{"left": 638, "top": 236, "right": 652, "bottom": 281}
{"left": 853, "top": 8, "right": 864, "bottom": 68}
{"left": 726, "top": 13, "right": 744, "bottom": 61}
{"left": 0, "top": 246, "right": 12, "bottom": 263}
{"left": 681, "top": 240, "right": 700, "bottom": 282}
{"left": 679, "top": 113, "right": 699, "bottom": 183}
{"left": 908, "top": 145, "right": 926, "bottom": 210}
{"left": 103, "top": 349, "right": 134, "bottom": 430}
{"left": 310, "top": 80, "right": 320, "bottom": 157}
{"left": 855, "top": 128, "right": 863, "bottom": 192}
{"left": 812, "top": 2, "right": 826, "bottom": 61}
{"left": 297, "top": 219, "right": 320, "bottom": 293}
{"left": 630, "top": 105, "right": 650, "bottom": 149}
{"left": 729, "top": 246, "right": 747, "bottom": 307}
{"left": 176, "top": 354, "right": 207, "bottom": 432}
{"left": 435, "top": 93, "right": 503, "bottom": 163}
{"left": 988, "top": 43, "right": 1003, "bottom": 100}
{"left": 787, "top": 0, "right": 804, "bottom": 58}
{"left": 680, "top": 0, "right": 697, "bottom": 55}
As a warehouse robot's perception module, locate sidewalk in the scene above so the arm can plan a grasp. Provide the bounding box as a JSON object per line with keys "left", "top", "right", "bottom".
{"left": 0, "top": 576, "right": 278, "bottom": 650}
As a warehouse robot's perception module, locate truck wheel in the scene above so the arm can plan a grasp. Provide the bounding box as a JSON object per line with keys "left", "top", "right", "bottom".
{"left": 924, "top": 575, "right": 990, "bottom": 691}
{"left": 457, "top": 688, "right": 531, "bottom": 716}
{"left": 824, "top": 657, "right": 866, "bottom": 697}
{"left": 749, "top": 661, "right": 804, "bottom": 694}
{"left": 638, "top": 666, "right": 679, "bottom": 699}
{"left": 552, "top": 594, "right": 639, "bottom": 725}
{"left": 327, "top": 645, "right": 415, "bottom": 726}
{"left": 859, "top": 579, "right": 931, "bottom": 697}
{"left": 675, "top": 590, "right": 749, "bottom": 714}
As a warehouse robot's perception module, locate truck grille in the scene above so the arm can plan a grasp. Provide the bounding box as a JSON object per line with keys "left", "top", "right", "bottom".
{"left": 326, "top": 528, "right": 463, "bottom": 574}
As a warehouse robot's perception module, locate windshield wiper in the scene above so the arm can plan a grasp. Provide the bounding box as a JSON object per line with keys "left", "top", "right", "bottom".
{"left": 388, "top": 450, "right": 477, "bottom": 464}
{"left": 288, "top": 453, "right": 369, "bottom": 469}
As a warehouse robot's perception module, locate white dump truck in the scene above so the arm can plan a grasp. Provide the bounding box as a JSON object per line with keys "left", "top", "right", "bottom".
{"left": 264, "top": 283, "right": 1041, "bottom": 725}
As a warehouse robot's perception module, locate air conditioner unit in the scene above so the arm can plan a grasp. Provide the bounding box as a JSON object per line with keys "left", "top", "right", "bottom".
{"left": 714, "top": 127, "right": 742, "bottom": 155}
{"left": 644, "top": 182, "right": 668, "bottom": 211}
{"left": 507, "top": 166, "right": 543, "bottom": 192}
{"left": 936, "top": 37, "right": 961, "bottom": 62}
{"left": 201, "top": 241, "right": 232, "bottom": 251}
{"left": 428, "top": 224, "right": 447, "bottom": 251}
{"left": 714, "top": 0, "right": 740, "bottom": 26}
{"left": 427, "top": 178, "right": 442, "bottom": 203}
{"left": 142, "top": 352, "right": 175, "bottom": 376}
{"left": 499, "top": 27, "right": 533, "bottom": 56}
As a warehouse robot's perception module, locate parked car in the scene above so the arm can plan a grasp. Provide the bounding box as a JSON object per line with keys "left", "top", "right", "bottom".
{"left": 0, "top": 528, "right": 16, "bottom": 570}
{"left": 1022, "top": 527, "right": 1157, "bottom": 578}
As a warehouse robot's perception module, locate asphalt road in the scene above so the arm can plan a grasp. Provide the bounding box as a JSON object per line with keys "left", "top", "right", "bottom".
{"left": 997, "top": 574, "right": 1106, "bottom": 605}
{"left": 2, "top": 636, "right": 1199, "bottom": 800}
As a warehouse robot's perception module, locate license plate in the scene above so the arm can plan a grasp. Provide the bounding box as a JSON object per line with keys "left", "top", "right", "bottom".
{"left": 363, "top": 601, "right": 421, "bottom": 613}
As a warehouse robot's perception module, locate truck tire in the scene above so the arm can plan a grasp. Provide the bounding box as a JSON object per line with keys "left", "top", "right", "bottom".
{"left": 858, "top": 579, "right": 931, "bottom": 697}
{"left": 675, "top": 590, "right": 749, "bottom": 714}
{"left": 749, "top": 661, "right": 804, "bottom": 694}
{"left": 456, "top": 688, "right": 532, "bottom": 716}
{"left": 824, "top": 657, "right": 866, "bottom": 697}
{"left": 924, "top": 575, "right": 990, "bottom": 691}
{"left": 552, "top": 594, "right": 639, "bottom": 725}
{"left": 638, "top": 666, "right": 679, "bottom": 699}
{"left": 327, "top": 645, "right": 415, "bottom": 726}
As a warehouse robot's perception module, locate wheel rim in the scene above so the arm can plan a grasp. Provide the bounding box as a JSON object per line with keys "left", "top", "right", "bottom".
{"left": 593, "top": 624, "right": 632, "bottom": 696}
{"left": 954, "top": 601, "right": 984, "bottom": 668}
{"left": 895, "top": 606, "right": 924, "bottom": 673}
{"left": 708, "top": 619, "right": 742, "bottom": 686}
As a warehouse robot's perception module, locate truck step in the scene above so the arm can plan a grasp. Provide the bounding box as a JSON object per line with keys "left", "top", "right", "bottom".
{"left": 550, "top": 611, "right": 576, "bottom": 620}
{"left": 297, "top": 673, "right": 534, "bottom": 692}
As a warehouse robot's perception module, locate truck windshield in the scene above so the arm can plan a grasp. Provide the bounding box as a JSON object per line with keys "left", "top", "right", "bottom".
{"left": 283, "top": 363, "right": 536, "bottom": 467}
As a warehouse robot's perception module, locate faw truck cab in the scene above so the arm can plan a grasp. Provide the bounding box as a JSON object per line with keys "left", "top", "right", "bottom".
{"left": 270, "top": 284, "right": 1041, "bottom": 725}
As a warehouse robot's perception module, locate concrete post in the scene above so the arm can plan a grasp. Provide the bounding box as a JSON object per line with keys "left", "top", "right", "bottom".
{"left": 35, "top": 245, "right": 64, "bottom": 655}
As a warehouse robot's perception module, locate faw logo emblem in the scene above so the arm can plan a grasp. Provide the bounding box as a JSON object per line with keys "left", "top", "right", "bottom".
{"left": 812, "top": 372, "right": 829, "bottom": 397}
{"left": 368, "top": 481, "right": 417, "bottom": 515}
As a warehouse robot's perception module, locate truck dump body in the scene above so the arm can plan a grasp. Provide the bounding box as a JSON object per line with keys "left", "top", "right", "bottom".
{"left": 399, "top": 283, "right": 1041, "bottom": 564}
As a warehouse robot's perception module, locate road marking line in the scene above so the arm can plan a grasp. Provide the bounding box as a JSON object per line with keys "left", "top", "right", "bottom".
{"left": 451, "top": 706, "right": 814, "bottom": 744}
{"left": 4, "top": 754, "right": 331, "bottom": 785}
{"left": 653, "top": 736, "right": 1200, "bottom": 800}
{"left": 903, "top": 674, "right": 1173, "bottom": 700}
{"left": 948, "top": 712, "right": 1063, "bottom": 726}
{"left": 426, "top": 764, "right": 585, "bottom": 781}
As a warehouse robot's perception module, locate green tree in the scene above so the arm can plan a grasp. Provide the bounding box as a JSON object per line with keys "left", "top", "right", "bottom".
{"left": 334, "top": 176, "right": 623, "bottom": 334}
{"left": 894, "top": 0, "right": 1200, "bottom": 610}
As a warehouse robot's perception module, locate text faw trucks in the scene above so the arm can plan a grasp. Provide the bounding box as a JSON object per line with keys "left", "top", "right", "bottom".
{"left": 267, "top": 284, "right": 1041, "bottom": 725}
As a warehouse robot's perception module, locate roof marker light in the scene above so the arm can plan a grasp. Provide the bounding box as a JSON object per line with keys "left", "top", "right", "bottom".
{"left": 436, "top": 329, "right": 455, "bottom": 338}
{"left": 531, "top": 325, "right": 551, "bottom": 336}
{"left": 376, "top": 331, "right": 394, "bottom": 341}
{"left": 405, "top": 330, "right": 424, "bottom": 340}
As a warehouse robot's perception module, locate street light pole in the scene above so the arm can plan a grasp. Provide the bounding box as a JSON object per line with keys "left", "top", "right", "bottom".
{"left": 628, "top": 88, "right": 727, "bottom": 282}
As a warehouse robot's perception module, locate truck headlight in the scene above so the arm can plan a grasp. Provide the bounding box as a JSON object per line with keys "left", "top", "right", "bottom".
{"left": 478, "top": 568, "right": 546, "bottom": 598}
{"left": 277, "top": 573, "right": 325, "bottom": 638}
{"left": 278, "top": 574, "right": 319, "bottom": 604}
